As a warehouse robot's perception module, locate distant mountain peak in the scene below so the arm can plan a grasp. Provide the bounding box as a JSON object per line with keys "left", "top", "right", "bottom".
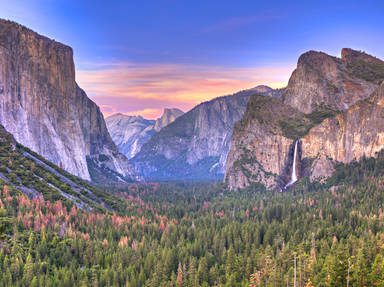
{"left": 154, "top": 108, "right": 184, "bottom": 132}
{"left": 106, "top": 107, "right": 183, "bottom": 159}
{"left": 107, "top": 113, "right": 143, "bottom": 119}
{"left": 164, "top": 107, "right": 184, "bottom": 113}
{"left": 250, "top": 85, "right": 273, "bottom": 93}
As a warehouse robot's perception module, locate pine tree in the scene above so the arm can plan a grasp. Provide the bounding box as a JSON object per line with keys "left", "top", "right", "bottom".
{"left": 225, "top": 246, "right": 238, "bottom": 278}
{"left": 321, "top": 242, "right": 348, "bottom": 287}
{"left": 368, "top": 253, "right": 383, "bottom": 286}
{"left": 176, "top": 262, "right": 184, "bottom": 287}
{"left": 245, "top": 257, "right": 253, "bottom": 280}
{"left": 249, "top": 272, "right": 261, "bottom": 287}
{"left": 0, "top": 224, "right": 6, "bottom": 242}
{"left": 23, "top": 253, "right": 34, "bottom": 285}
{"left": 187, "top": 258, "right": 198, "bottom": 287}
{"left": 28, "top": 232, "right": 35, "bottom": 253}
{"left": 198, "top": 257, "right": 208, "bottom": 284}
{"left": 350, "top": 250, "right": 368, "bottom": 286}
{"left": 30, "top": 276, "right": 38, "bottom": 287}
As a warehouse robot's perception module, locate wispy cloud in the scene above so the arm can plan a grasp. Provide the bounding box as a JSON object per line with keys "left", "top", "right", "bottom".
{"left": 202, "top": 12, "right": 284, "bottom": 33}
{"left": 76, "top": 62, "right": 291, "bottom": 119}
{"left": 124, "top": 108, "right": 164, "bottom": 119}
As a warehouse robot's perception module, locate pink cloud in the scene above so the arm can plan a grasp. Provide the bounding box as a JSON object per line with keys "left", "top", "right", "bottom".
{"left": 76, "top": 62, "right": 291, "bottom": 119}
{"left": 123, "top": 108, "right": 164, "bottom": 119}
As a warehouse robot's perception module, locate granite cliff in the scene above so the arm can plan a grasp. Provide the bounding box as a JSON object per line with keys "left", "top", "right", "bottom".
{"left": 302, "top": 81, "right": 384, "bottom": 181}
{"left": 106, "top": 108, "right": 184, "bottom": 159}
{"left": 154, "top": 108, "right": 184, "bottom": 132}
{"left": 226, "top": 48, "right": 384, "bottom": 190}
{"left": 282, "top": 48, "right": 383, "bottom": 113}
{"left": 0, "top": 19, "right": 140, "bottom": 183}
{"left": 225, "top": 94, "right": 331, "bottom": 189}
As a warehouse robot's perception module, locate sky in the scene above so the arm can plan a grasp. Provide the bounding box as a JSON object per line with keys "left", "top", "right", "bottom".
{"left": 1, "top": 0, "right": 384, "bottom": 119}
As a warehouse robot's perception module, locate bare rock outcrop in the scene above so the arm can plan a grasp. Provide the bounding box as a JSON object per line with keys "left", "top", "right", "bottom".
{"left": 302, "top": 81, "right": 384, "bottom": 180}
{"left": 283, "top": 49, "right": 382, "bottom": 113}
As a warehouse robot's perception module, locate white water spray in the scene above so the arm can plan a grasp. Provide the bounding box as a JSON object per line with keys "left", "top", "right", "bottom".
{"left": 285, "top": 140, "right": 299, "bottom": 188}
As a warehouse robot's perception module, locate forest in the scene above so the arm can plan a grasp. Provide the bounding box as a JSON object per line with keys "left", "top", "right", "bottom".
{"left": 1, "top": 148, "right": 384, "bottom": 286}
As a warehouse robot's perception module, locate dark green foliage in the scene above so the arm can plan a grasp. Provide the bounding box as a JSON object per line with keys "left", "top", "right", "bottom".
{"left": 242, "top": 94, "right": 337, "bottom": 140}
{"left": 305, "top": 108, "right": 337, "bottom": 125}
{"left": 346, "top": 58, "right": 384, "bottom": 84}
{"left": 278, "top": 108, "right": 337, "bottom": 139}
{"left": 278, "top": 118, "right": 312, "bottom": 139}
{"left": 0, "top": 224, "right": 5, "bottom": 241}
{"left": 0, "top": 125, "right": 129, "bottom": 214}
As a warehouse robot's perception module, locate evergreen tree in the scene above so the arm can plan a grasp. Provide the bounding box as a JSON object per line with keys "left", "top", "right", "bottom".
{"left": 369, "top": 253, "right": 384, "bottom": 286}
{"left": 23, "top": 253, "right": 34, "bottom": 286}
{"left": 176, "top": 262, "right": 184, "bottom": 287}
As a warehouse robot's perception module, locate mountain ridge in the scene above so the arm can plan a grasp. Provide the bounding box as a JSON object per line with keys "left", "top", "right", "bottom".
{"left": 282, "top": 48, "right": 381, "bottom": 113}
{"left": 225, "top": 48, "right": 384, "bottom": 190}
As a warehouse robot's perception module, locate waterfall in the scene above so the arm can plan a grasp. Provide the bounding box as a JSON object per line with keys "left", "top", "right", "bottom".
{"left": 285, "top": 140, "right": 299, "bottom": 188}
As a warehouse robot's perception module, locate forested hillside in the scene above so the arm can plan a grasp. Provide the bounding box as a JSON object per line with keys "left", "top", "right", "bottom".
{"left": 2, "top": 142, "right": 384, "bottom": 285}
{"left": 0, "top": 124, "right": 127, "bottom": 214}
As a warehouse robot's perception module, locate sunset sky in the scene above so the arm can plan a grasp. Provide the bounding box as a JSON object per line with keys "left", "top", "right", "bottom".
{"left": 1, "top": 0, "right": 384, "bottom": 119}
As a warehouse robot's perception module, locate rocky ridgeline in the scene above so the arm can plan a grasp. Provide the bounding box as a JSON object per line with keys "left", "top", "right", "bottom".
{"left": 282, "top": 48, "right": 381, "bottom": 113}
{"left": 225, "top": 48, "right": 384, "bottom": 190}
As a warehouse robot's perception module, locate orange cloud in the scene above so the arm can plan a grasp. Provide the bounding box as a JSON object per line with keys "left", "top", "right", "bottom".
{"left": 123, "top": 108, "right": 164, "bottom": 119}
{"left": 76, "top": 62, "right": 292, "bottom": 119}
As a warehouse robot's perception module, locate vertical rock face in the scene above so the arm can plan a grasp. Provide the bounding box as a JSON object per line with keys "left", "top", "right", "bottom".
{"left": 106, "top": 108, "right": 184, "bottom": 159}
{"left": 132, "top": 86, "right": 280, "bottom": 181}
{"left": 154, "top": 108, "right": 184, "bottom": 132}
{"left": 0, "top": 19, "right": 139, "bottom": 182}
{"left": 302, "top": 81, "right": 384, "bottom": 181}
{"left": 225, "top": 49, "right": 384, "bottom": 190}
{"left": 106, "top": 114, "right": 156, "bottom": 159}
{"left": 225, "top": 95, "right": 309, "bottom": 189}
{"left": 282, "top": 49, "right": 381, "bottom": 113}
